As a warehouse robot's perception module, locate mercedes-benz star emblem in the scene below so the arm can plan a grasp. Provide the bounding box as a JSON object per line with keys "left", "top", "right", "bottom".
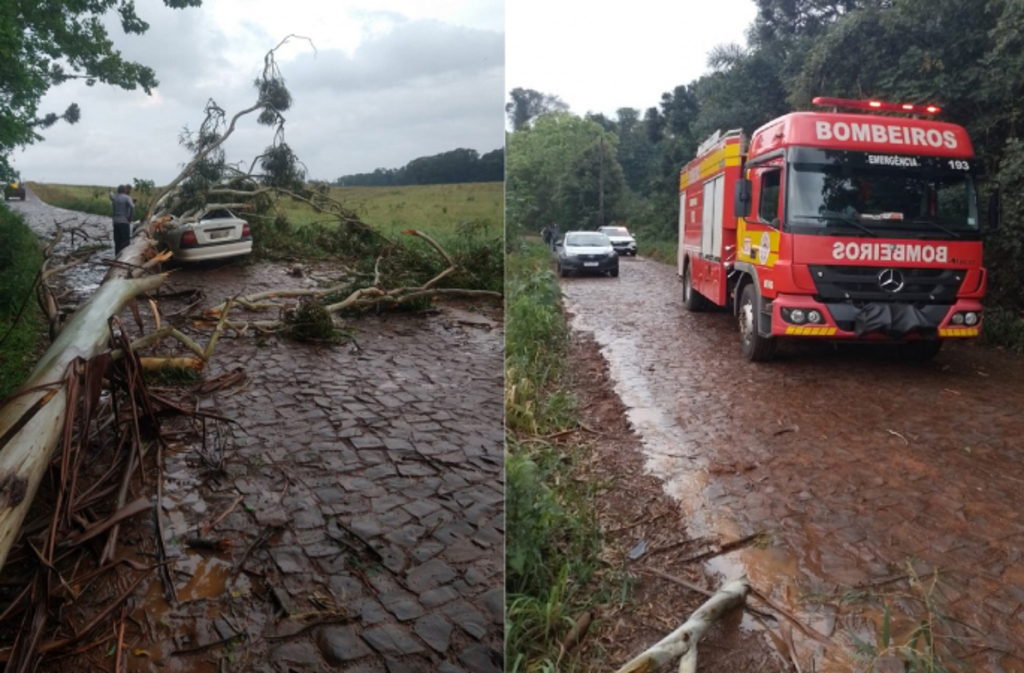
{"left": 878, "top": 268, "right": 905, "bottom": 294}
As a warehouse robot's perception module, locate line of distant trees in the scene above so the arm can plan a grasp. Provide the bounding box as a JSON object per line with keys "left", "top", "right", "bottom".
{"left": 333, "top": 147, "right": 503, "bottom": 187}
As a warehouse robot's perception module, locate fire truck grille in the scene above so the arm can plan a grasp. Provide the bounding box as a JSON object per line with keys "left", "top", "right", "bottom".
{"left": 808, "top": 265, "right": 967, "bottom": 304}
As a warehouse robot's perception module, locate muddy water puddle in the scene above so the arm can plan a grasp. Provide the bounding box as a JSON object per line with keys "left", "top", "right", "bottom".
{"left": 563, "top": 256, "right": 1024, "bottom": 670}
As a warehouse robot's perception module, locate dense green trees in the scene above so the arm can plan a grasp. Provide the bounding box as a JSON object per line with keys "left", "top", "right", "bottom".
{"left": 506, "top": 112, "right": 625, "bottom": 237}
{"left": 333, "top": 147, "right": 503, "bottom": 187}
{"left": 505, "top": 87, "right": 569, "bottom": 131}
{"left": 0, "top": 0, "right": 202, "bottom": 177}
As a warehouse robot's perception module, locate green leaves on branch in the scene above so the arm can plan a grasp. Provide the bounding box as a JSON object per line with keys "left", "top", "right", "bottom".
{"left": 0, "top": 0, "right": 203, "bottom": 165}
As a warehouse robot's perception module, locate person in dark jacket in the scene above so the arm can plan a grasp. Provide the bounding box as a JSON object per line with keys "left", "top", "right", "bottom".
{"left": 109, "top": 184, "right": 134, "bottom": 255}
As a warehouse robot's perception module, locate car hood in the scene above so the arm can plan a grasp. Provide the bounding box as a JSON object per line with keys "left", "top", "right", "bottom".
{"left": 564, "top": 245, "right": 613, "bottom": 255}
{"left": 605, "top": 235, "right": 635, "bottom": 243}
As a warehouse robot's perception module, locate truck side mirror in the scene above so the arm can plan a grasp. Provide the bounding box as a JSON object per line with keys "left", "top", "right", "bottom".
{"left": 734, "top": 178, "right": 752, "bottom": 218}
{"left": 987, "top": 186, "right": 1002, "bottom": 232}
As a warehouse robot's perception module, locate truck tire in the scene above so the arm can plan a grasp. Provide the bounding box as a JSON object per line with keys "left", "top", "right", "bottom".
{"left": 897, "top": 340, "right": 942, "bottom": 362}
{"left": 739, "top": 283, "right": 776, "bottom": 362}
{"left": 682, "top": 263, "right": 708, "bottom": 312}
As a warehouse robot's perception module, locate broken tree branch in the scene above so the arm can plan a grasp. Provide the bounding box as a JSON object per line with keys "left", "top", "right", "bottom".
{"left": 613, "top": 576, "right": 750, "bottom": 673}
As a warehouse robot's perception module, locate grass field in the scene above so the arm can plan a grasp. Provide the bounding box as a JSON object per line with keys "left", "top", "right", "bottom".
{"left": 27, "top": 181, "right": 503, "bottom": 239}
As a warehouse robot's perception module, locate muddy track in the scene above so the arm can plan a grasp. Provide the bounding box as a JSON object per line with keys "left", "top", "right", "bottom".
{"left": 3, "top": 191, "right": 505, "bottom": 672}
{"left": 561, "top": 254, "right": 1024, "bottom": 671}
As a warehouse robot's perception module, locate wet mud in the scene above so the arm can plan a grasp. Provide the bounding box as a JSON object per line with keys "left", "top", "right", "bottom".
{"left": 561, "top": 255, "right": 1024, "bottom": 671}
{"left": 8, "top": 191, "right": 505, "bottom": 672}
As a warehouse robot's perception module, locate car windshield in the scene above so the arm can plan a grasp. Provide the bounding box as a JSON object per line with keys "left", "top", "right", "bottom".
{"left": 600, "top": 227, "right": 630, "bottom": 236}
{"left": 565, "top": 233, "right": 610, "bottom": 247}
{"left": 787, "top": 149, "right": 979, "bottom": 237}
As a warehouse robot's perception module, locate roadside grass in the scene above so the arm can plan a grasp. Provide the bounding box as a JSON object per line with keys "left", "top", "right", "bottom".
{"left": 639, "top": 238, "right": 676, "bottom": 266}
{"left": 505, "top": 239, "right": 613, "bottom": 672}
{"left": 981, "top": 308, "right": 1024, "bottom": 353}
{"left": 29, "top": 182, "right": 503, "bottom": 293}
{"left": 0, "top": 206, "right": 46, "bottom": 398}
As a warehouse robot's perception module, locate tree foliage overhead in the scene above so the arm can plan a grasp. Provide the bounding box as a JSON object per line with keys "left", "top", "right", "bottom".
{"left": 0, "top": 0, "right": 202, "bottom": 177}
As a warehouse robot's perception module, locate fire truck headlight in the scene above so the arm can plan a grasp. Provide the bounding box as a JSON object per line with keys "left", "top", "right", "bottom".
{"left": 808, "top": 310, "right": 822, "bottom": 324}
{"left": 951, "top": 313, "right": 965, "bottom": 325}
{"left": 964, "top": 311, "right": 979, "bottom": 326}
{"left": 790, "top": 309, "right": 806, "bottom": 324}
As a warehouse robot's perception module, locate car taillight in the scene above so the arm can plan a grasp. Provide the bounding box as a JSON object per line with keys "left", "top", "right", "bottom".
{"left": 180, "top": 230, "right": 198, "bottom": 247}
{"left": 242, "top": 222, "right": 250, "bottom": 237}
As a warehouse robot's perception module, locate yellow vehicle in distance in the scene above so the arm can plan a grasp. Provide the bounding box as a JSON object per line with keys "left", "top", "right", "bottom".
{"left": 4, "top": 180, "right": 26, "bottom": 201}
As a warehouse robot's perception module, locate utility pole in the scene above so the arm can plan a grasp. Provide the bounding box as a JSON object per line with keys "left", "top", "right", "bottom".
{"left": 598, "top": 136, "right": 605, "bottom": 228}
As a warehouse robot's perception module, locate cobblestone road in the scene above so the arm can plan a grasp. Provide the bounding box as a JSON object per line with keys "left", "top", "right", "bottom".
{"left": 8, "top": 191, "right": 505, "bottom": 672}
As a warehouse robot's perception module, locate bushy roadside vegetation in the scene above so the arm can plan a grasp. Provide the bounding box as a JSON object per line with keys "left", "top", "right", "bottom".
{"left": 0, "top": 207, "right": 45, "bottom": 398}
{"left": 505, "top": 240, "right": 610, "bottom": 672}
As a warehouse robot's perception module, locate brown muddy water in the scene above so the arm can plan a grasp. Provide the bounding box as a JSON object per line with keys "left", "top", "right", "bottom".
{"left": 561, "top": 255, "right": 1024, "bottom": 671}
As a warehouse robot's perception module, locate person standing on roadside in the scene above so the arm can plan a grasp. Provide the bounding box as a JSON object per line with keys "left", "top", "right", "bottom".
{"left": 109, "top": 184, "right": 134, "bottom": 256}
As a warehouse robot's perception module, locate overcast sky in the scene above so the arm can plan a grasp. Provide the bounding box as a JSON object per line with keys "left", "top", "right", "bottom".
{"left": 506, "top": 0, "right": 758, "bottom": 120}
{"left": 14, "top": 0, "right": 504, "bottom": 186}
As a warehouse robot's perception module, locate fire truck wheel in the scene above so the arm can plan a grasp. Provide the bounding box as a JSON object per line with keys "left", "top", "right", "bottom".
{"left": 739, "top": 283, "right": 777, "bottom": 362}
{"left": 682, "top": 263, "right": 708, "bottom": 312}
{"left": 896, "top": 340, "right": 943, "bottom": 362}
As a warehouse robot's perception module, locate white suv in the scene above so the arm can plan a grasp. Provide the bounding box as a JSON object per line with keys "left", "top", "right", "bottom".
{"left": 597, "top": 226, "right": 637, "bottom": 256}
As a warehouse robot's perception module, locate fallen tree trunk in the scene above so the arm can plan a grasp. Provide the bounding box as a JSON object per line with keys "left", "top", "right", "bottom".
{"left": 0, "top": 274, "right": 164, "bottom": 570}
{"left": 613, "top": 576, "right": 750, "bottom": 673}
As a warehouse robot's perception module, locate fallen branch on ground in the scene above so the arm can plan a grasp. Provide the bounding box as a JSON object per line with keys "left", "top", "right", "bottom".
{"left": 613, "top": 576, "right": 750, "bottom": 673}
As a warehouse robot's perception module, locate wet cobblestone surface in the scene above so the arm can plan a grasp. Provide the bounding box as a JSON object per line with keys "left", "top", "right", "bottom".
{"left": 10, "top": 192, "right": 504, "bottom": 672}
{"left": 562, "top": 255, "right": 1024, "bottom": 671}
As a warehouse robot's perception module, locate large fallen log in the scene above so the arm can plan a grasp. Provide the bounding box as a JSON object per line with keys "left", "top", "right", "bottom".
{"left": 0, "top": 274, "right": 164, "bottom": 570}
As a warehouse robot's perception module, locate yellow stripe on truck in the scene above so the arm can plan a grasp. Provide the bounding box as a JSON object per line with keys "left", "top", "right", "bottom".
{"left": 939, "top": 328, "right": 979, "bottom": 337}
{"left": 679, "top": 142, "right": 742, "bottom": 189}
{"left": 785, "top": 326, "right": 837, "bottom": 336}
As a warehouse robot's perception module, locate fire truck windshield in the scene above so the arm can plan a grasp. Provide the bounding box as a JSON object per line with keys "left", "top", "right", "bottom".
{"left": 786, "top": 148, "right": 979, "bottom": 239}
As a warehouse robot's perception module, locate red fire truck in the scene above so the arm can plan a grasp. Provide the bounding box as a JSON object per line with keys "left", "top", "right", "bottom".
{"left": 677, "top": 97, "right": 1001, "bottom": 361}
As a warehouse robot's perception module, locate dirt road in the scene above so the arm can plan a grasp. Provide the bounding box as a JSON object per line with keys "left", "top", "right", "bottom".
{"left": 561, "top": 255, "right": 1024, "bottom": 671}
{"left": 3, "top": 191, "right": 504, "bottom": 672}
